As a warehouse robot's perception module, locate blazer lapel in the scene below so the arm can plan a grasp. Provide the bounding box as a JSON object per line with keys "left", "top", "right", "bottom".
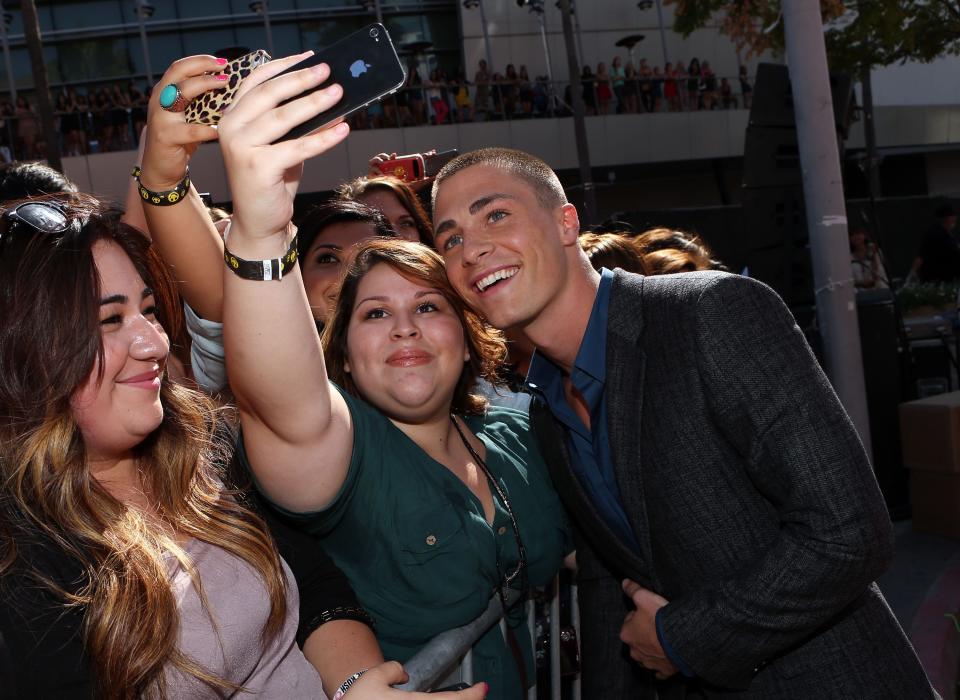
{"left": 530, "top": 399, "right": 653, "bottom": 587}
{"left": 605, "top": 271, "right": 661, "bottom": 590}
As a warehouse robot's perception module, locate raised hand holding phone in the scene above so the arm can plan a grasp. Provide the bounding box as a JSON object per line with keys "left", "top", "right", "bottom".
{"left": 274, "top": 23, "right": 405, "bottom": 142}
{"left": 217, "top": 51, "right": 350, "bottom": 250}
{"left": 140, "top": 55, "right": 227, "bottom": 191}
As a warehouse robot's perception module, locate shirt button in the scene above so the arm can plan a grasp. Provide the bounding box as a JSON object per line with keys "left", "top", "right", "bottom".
{"left": 425, "top": 535, "right": 437, "bottom": 546}
{"left": 497, "top": 526, "right": 507, "bottom": 535}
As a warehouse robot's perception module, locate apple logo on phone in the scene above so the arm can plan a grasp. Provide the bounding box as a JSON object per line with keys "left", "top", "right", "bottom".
{"left": 350, "top": 60, "right": 371, "bottom": 78}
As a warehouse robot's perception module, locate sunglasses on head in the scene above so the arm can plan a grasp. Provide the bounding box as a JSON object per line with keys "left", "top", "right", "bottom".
{"left": 0, "top": 201, "right": 82, "bottom": 255}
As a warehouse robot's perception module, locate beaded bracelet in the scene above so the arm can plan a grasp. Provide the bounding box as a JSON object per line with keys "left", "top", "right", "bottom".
{"left": 332, "top": 669, "right": 367, "bottom": 700}
{"left": 136, "top": 168, "right": 190, "bottom": 206}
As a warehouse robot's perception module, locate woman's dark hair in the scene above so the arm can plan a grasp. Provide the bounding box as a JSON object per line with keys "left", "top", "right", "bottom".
{"left": 0, "top": 161, "right": 78, "bottom": 203}
{"left": 322, "top": 239, "right": 506, "bottom": 416}
{"left": 336, "top": 175, "right": 434, "bottom": 245}
{"left": 295, "top": 199, "right": 394, "bottom": 265}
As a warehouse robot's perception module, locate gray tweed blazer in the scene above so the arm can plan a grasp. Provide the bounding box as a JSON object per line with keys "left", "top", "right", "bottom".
{"left": 530, "top": 270, "right": 937, "bottom": 699}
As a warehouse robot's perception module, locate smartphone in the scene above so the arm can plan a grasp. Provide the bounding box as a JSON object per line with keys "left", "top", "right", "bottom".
{"left": 424, "top": 149, "right": 458, "bottom": 177}
{"left": 184, "top": 49, "right": 272, "bottom": 126}
{"left": 377, "top": 149, "right": 459, "bottom": 182}
{"left": 377, "top": 153, "right": 426, "bottom": 182}
{"left": 276, "top": 23, "right": 405, "bottom": 142}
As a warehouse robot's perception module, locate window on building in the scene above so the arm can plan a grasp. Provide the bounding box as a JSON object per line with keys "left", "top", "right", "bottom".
{"left": 176, "top": 0, "right": 232, "bottom": 18}
{"left": 49, "top": 1, "right": 124, "bottom": 30}
{"left": 55, "top": 38, "right": 134, "bottom": 83}
{"left": 299, "top": 17, "right": 367, "bottom": 52}
{"left": 148, "top": 31, "right": 187, "bottom": 78}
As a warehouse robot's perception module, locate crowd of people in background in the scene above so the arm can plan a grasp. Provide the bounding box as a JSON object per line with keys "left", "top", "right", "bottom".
{"left": 0, "top": 57, "right": 752, "bottom": 161}
{"left": 0, "top": 81, "right": 149, "bottom": 161}
{"left": 575, "top": 57, "right": 751, "bottom": 116}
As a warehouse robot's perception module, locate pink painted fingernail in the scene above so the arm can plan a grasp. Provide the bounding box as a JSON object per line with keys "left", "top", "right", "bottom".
{"left": 216, "top": 57, "right": 228, "bottom": 65}
{"left": 215, "top": 74, "right": 229, "bottom": 81}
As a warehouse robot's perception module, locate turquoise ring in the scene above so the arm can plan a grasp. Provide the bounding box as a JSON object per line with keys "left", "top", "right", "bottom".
{"left": 159, "top": 83, "right": 187, "bottom": 112}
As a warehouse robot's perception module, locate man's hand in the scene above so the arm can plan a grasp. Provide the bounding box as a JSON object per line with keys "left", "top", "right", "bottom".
{"left": 619, "top": 579, "right": 678, "bottom": 680}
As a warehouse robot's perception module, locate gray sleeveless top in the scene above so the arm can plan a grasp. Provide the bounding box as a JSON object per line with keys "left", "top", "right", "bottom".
{"left": 164, "top": 538, "right": 327, "bottom": 698}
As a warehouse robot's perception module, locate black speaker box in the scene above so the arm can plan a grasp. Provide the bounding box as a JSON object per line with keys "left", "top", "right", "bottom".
{"left": 857, "top": 294, "right": 909, "bottom": 514}
{"left": 748, "top": 63, "right": 855, "bottom": 137}
{"left": 740, "top": 187, "right": 807, "bottom": 250}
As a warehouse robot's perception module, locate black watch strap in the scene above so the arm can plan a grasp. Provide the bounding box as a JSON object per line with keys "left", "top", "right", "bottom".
{"left": 224, "top": 233, "right": 299, "bottom": 281}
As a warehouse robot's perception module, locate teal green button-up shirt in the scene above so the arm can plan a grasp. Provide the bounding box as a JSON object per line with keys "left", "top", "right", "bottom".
{"left": 254, "top": 387, "right": 570, "bottom": 699}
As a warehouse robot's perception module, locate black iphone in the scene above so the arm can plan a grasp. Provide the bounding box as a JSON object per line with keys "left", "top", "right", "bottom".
{"left": 276, "top": 23, "right": 405, "bottom": 141}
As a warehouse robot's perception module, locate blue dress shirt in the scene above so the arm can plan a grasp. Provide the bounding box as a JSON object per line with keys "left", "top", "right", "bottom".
{"left": 526, "top": 268, "right": 641, "bottom": 554}
{"left": 526, "top": 268, "right": 695, "bottom": 678}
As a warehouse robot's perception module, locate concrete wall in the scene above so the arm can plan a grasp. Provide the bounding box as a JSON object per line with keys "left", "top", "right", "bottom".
{"left": 70, "top": 109, "right": 751, "bottom": 204}
{"left": 925, "top": 151, "right": 960, "bottom": 198}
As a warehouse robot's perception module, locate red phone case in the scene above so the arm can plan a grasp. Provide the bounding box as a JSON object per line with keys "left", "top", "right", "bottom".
{"left": 377, "top": 155, "right": 425, "bottom": 182}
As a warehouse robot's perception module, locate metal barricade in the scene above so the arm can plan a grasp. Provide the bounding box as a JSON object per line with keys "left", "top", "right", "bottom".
{"left": 400, "top": 575, "right": 581, "bottom": 699}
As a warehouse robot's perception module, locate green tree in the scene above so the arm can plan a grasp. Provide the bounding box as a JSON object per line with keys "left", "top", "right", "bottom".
{"left": 667, "top": 0, "right": 960, "bottom": 71}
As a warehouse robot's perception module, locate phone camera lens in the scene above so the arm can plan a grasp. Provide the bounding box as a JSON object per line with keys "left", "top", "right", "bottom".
{"left": 369, "top": 27, "right": 379, "bottom": 38}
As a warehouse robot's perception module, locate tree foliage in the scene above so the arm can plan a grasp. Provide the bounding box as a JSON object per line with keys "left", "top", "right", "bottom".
{"left": 667, "top": 0, "right": 960, "bottom": 71}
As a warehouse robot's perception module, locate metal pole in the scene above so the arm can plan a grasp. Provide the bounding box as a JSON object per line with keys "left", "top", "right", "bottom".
{"left": 571, "top": 5, "right": 586, "bottom": 69}
{"left": 395, "top": 589, "right": 521, "bottom": 691}
{"left": 0, "top": 6, "right": 16, "bottom": 101}
{"left": 549, "top": 577, "right": 561, "bottom": 699}
{"left": 134, "top": 2, "right": 153, "bottom": 84}
{"left": 653, "top": 0, "right": 669, "bottom": 67}
{"left": 477, "top": 0, "right": 494, "bottom": 72}
{"left": 557, "top": 0, "right": 597, "bottom": 225}
{"left": 373, "top": 0, "right": 383, "bottom": 24}
{"left": 782, "top": 0, "right": 872, "bottom": 458}
{"left": 537, "top": 11, "right": 556, "bottom": 114}
{"left": 860, "top": 64, "right": 881, "bottom": 200}
{"left": 261, "top": 2, "right": 274, "bottom": 57}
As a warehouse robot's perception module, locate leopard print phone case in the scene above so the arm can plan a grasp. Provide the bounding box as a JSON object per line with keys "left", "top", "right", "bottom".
{"left": 184, "top": 50, "right": 272, "bottom": 125}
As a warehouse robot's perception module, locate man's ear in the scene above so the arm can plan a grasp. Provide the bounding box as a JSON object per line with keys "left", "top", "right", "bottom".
{"left": 558, "top": 203, "right": 581, "bottom": 246}
{"left": 344, "top": 360, "right": 351, "bottom": 374}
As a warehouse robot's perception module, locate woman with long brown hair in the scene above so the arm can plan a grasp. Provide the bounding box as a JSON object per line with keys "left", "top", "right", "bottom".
{"left": 0, "top": 192, "right": 481, "bottom": 698}
{"left": 0, "top": 194, "right": 312, "bottom": 697}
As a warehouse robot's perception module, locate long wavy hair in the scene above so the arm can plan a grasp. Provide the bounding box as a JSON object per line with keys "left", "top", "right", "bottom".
{"left": 322, "top": 239, "right": 506, "bottom": 416}
{"left": 0, "top": 195, "right": 286, "bottom": 698}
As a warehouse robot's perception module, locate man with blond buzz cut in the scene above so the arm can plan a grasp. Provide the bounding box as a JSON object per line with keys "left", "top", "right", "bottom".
{"left": 431, "top": 147, "right": 938, "bottom": 699}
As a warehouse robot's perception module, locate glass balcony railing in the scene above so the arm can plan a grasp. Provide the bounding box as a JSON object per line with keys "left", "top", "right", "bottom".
{"left": 0, "top": 75, "right": 753, "bottom": 162}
